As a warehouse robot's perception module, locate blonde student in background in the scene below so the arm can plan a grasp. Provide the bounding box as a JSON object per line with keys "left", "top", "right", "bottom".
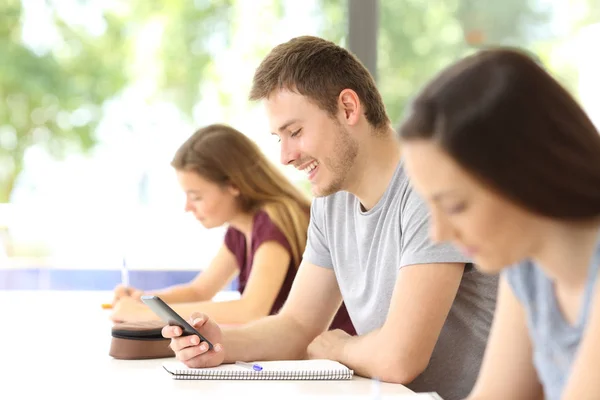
{"left": 111, "top": 124, "right": 355, "bottom": 334}
{"left": 398, "top": 48, "right": 600, "bottom": 400}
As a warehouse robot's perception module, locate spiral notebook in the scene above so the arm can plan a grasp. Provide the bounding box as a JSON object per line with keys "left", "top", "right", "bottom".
{"left": 162, "top": 359, "right": 354, "bottom": 380}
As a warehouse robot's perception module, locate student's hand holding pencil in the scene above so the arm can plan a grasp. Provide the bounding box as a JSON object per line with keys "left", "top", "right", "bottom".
{"left": 102, "top": 256, "right": 141, "bottom": 309}
{"left": 110, "top": 295, "right": 157, "bottom": 323}
{"left": 102, "top": 285, "right": 143, "bottom": 309}
{"left": 113, "top": 284, "right": 143, "bottom": 303}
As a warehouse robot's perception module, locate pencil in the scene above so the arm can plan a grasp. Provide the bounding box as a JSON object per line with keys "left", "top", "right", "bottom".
{"left": 102, "top": 256, "right": 128, "bottom": 309}
{"left": 121, "top": 256, "right": 129, "bottom": 287}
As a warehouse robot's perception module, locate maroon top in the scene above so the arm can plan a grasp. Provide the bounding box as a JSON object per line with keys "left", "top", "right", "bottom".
{"left": 224, "top": 210, "right": 356, "bottom": 335}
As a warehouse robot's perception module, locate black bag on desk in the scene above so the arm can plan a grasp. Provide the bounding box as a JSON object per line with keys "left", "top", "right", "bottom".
{"left": 109, "top": 320, "right": 174, "bottom": 360}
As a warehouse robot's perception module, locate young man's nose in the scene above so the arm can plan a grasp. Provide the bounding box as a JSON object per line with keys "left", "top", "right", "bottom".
{"left": 280, "top": 139, "right": 300, "bottom": 166}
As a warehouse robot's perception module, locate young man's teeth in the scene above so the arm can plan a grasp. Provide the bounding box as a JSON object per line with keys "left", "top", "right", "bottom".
{"left": 303, "top": 161, "right": 318, "bottom": 174}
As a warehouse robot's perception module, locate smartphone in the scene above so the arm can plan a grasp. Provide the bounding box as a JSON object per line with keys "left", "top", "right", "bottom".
{"left": 140, "top": 295, "right": 214, "bottom": 350}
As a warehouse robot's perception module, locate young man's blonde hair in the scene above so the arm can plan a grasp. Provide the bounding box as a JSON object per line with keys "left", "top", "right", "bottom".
{"left": 249, "top": 35, "right": 390, "bottom": 131}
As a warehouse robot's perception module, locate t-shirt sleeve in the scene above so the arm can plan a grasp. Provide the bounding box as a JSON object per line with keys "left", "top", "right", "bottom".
{"left": 302, "top": 198, "right": 334, "bottom": 269}
{"left": 224, "top": 226, "right": 241, "bottom": 255}
{"left": 252, "top": 211, "right": 293, "bottom": 255}
{"left": 399, "top": 183, "right": 472, "bottom": 268}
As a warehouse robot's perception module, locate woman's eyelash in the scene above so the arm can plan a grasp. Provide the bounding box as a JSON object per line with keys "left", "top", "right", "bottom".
{"left": 447, "top": 203, "right": 466, "bottom": 214}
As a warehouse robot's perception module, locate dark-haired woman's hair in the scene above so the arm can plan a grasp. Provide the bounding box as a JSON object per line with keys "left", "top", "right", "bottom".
{"left": 398, "top": 47, "right": 600, "bottom": 220}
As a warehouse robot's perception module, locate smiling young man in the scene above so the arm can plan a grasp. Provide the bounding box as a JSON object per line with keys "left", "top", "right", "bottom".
{"left": 163, "top": 36, "right": 498, "bottom": 400}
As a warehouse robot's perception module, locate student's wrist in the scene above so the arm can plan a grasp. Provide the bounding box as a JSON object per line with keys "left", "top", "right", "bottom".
{"left": 334, "top": 331, "right": 352, "bottom": 362}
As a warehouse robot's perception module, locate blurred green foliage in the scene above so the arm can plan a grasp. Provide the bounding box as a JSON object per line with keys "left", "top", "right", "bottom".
{"left": 0, "top": 0, "right": 234, "bottom": 202}
{"left": 1, "top": 0, "right": 598, "bottom": 203}
{"left": 0, "top": 0, "right": 131, "bottom": 201}
{"left": 375, "top": 0, "right": 551, "bottom": 125}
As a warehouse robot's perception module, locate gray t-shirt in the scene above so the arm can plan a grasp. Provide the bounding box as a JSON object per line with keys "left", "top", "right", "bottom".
{"left": 304, "top": 161, "right": 498, "bottom": 400}
{"left": 505, "top": 231, "right": 600, "bottom": 400}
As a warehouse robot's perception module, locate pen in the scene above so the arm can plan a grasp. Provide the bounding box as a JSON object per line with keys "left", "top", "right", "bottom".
{"left": 121, "top": 256, "right": 129, "bottom": 288}
{"left": 235, "top": 361, "right": 263, "bottom": 372}
{"left": 101, "top": 256, "right": 129, "bottom": 310}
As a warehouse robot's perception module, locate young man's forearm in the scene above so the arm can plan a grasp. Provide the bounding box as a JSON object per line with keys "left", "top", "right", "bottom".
{"left": 171, "top": 299, "right": 272, "bottom": 325}
{"left": 222, "top": 314, "right": 316, "bottom": 363}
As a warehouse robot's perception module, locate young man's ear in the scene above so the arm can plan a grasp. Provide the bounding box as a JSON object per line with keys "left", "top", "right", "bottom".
{"left": 338, "top": 89, "right": 361, "bottom": 126}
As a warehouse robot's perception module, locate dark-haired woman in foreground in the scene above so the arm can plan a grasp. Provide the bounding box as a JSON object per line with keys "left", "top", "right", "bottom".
{"left": 398, "top": 48, "right": 600, "bottom": 400}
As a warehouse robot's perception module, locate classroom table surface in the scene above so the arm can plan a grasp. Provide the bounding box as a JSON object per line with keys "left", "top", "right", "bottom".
{"left": 0, "top": 290, "right": 424, "bottom": 399}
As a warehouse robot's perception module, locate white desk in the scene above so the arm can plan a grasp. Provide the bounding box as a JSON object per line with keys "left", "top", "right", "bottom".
{"left": 0, "top": 291, "right": 419, "bottom": 399}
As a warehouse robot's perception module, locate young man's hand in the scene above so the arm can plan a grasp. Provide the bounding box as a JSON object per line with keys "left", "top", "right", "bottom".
{"left": 162, "top": 312, "right": 225, "bottom": 368}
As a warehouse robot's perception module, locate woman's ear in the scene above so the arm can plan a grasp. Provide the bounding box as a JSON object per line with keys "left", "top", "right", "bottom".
{"left": 227, "top": 184, "right": 241, "bottom": 197}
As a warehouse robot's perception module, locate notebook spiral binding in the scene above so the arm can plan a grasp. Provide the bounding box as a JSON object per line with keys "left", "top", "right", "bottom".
{"left": 171, "top": 369, "right": 354, "bottom": 380}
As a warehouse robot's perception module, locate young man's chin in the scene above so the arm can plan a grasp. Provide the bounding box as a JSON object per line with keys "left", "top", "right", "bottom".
{"left": 310, "top": 186, "right": 324, "bottom": 198}
{"left": 310, "top": 183, "right": 327, "bottom": 198}
{"left": 310, "top": 183, "right": 340, "bottom": 198}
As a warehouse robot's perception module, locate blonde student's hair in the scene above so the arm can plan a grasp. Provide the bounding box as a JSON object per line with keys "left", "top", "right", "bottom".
{"left": 172, "top": 124, "right": 311, "bottom": 265}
